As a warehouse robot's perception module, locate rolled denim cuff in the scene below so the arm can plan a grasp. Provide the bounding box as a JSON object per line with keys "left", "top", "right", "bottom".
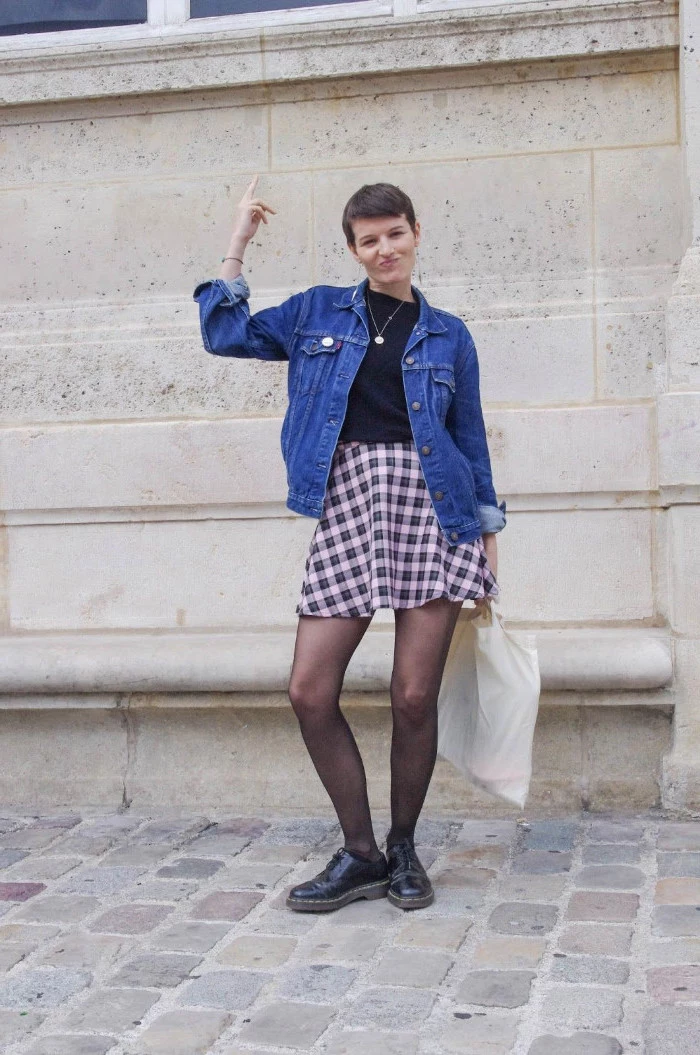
{"left": 478, "top": 499, "right": 507, "bottom": 535}
{"left": 192, "top": 275, "right": 250, "bottom": 304}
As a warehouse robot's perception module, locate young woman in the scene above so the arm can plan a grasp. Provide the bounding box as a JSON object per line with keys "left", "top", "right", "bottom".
{"left": 194, "top": 177, "right": 506, "bottom": 912}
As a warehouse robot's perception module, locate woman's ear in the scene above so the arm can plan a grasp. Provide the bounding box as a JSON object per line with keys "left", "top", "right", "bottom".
{"left": 414, "top": 219, "right": 421, "bottom": 247}
{"left": 347, "top": 241, "right": 359, "bottom": 262}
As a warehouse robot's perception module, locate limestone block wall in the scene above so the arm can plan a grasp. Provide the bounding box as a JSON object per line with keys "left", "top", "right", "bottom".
{"left": 0, "top": 3, "right": 691, "bottom": 809}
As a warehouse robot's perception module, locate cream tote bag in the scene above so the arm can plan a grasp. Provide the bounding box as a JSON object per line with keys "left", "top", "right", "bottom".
{"left": 437, "top": 603, "right": 540, "bottom": 809}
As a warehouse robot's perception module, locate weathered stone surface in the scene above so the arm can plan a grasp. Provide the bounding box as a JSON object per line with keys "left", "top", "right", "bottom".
{"left": 457, "top": 968, "right": 535, "bottom": 1007}
{"left": 647, "top": 964, "right": 700, "bottom": 1002}
{"left": 212, "top": 861, "right": 292, "bottom": 889}
{"left": 238, "top": 1000, "right": 335, "bottom": 1047}
{"left": 522, "top": 821, "right": 579, "bottom": 852}
{"left": 181, "top": 834, "right": 249, "bottom": 856}
{"left": 38, "top": 931, "right": 126, "bottom": 969}
{"left": 441, "top": 1012, "right": 519, "bottom": 1053}
{"left": 488, "top": 902, "right": 559, "bottom": 935}
{"left": 323, "top": 1030, "right": 419, "bottom": 1055}
{"left": 566, "top": 891, "right": 639, "bottom": 922}
{"left": 395, "top": 917, "right": 471, "bottom": 952}
{"left": 134, "top": 1009, "right": 232, "bottom": 1054}
{"left": 498, "top": 875, "right": 567, "bottom": 902}
{"left": 644, "top": 1005, "right": 700, "bottom": 1054}
{"left": 218, "top": 933, "right": 297, "bottom": 968}
{"left": 16, "top": 895, "right": 100, "bottom": 923}
{"left": 0, "top": 848, "right": 28, "bottom": 869}
{"left": 276, "top": 963, "right": 357, "bottom": 1002}
{"left": 190, "top": 890, "right": 264, "bottom": 921}
{"left": 512, "top": 851, "right": 572, "bottom": 874}
{"left": 455, "top": 821, "right": 517, "bottom": 846}
{"left": 372, "top": 947, "right": 453, "bottom": 988}
{"left": 653, "top": 906, "right": 700, "bottom": 937}
{"left": 550, "top": 953, "right": 630, "bottom": 984}
{"left": 558, "top": 924, "right": 633, "bottom": 956}
{"left": 658, "top": 853, "right": 700, "bottom": 878}
{"left": 259, "top": 819, "right": 338, "bottom": 845}
{"left": 0, "top": 965, "right": 91, "bottom": 1007}
{"left": 130, "top": 818, "right": 209, "bottom": 846}
{"left": 528, "top": 1035, "right": 622, "bottom": 1055}
{"left": 433, "top": 865, "right": 496, "bottom": 888}
{"left": 582, "top": 843, "right": 641, "bottom": 864}
{"left": 0, "top": 827, "right": 61, "bottom": 851}
{"left": 64, "top": 987, "right": 160, "bottom": 1031}
{"left": 658, "top": 823, "right": 700, "bottom": 851}
{"left": 177, "top": 968, "right": 266, "bottom": 1009}
{"left": 6, "top": 856, "right": 81, "bottom": 882}
{"left": 214, "top": 817, "right": 269, "bottom": 838}
{"left": 58, "top": 866, "right": 144, "bottom": 895}
{"left": 151, "top": 920, "right": 231, "bottom": 953}
{"left": 649, "top": 937, "right": 700, "bottom": 964}
{"left": 0, "top": 881, "right": 46, "bottom": 901}
{"left": 574, "top": 865, "right": 645, "bottom": 889}
{"left": 540, "top": 988, "right": 624, "bottom": 1029}
{"left": 89, "top": 902, "right": 173, "bottom": 934}
{"left": 109, "top": 952, "right": 201, "bottom": 988}
{"left": 26, "top": 1037, "right": 115, "bottom": 1055}
{"left": 344, "top": 987, "right": 435, "bottom": 1027}
{"left": 0, "top": 942, "right": 33, "bottom": 971}
{"left": 130, "top": 879, "right": 198, "bottom": 901}
{"left": 474, "top": 935, "right": 546, "bottom": 968}
{"left": 0, "top": 1008, "right": 44, "bottom": 1044}
{"left": 588, "top": 820, "right": 646, "bottom": 843}
{"left": 443, "top": 846, "right": 508, "bottom": 869}
{"left": 655, "top": 878, "right": 700, "bottom": 904}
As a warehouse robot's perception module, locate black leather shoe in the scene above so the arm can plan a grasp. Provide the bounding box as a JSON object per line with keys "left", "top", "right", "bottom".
{"left": 386, "top": 838, "right": 434, "bottom": 909}
{"left": 286, "top": 848, "right": 389, "bottom": 912}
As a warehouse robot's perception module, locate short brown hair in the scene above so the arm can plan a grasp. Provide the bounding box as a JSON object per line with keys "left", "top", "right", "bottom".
{"left": 342, "top": 183, "right": 417, "bottom": 246}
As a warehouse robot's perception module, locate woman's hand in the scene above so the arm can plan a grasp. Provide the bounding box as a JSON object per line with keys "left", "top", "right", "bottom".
{"left": 219, "top": 175, "right": 277, "bottom": 281}
{"left": 231, "top": 174, "right": 277, "bottom": 246}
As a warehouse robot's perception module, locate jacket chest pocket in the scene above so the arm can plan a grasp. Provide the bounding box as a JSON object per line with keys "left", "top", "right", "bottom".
{"left": 429, "top": 366, "right": 456, "bottom": 419}
{"left": 295, "top": 336, "right": 344, "bottom": 397}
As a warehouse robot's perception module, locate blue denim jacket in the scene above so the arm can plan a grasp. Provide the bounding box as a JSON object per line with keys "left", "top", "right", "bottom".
{"left": 193, "top": 275, "right": 506, "bottom": 545}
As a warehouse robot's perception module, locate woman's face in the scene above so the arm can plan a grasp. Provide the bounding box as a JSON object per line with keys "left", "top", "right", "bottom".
{"left": 348, "top": 214, "right": 420, "bottom": 289}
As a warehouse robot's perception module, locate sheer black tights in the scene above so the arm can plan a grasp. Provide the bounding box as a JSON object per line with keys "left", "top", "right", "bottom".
{"left": 288, "top": 600, "right": 462, "bottom": 858}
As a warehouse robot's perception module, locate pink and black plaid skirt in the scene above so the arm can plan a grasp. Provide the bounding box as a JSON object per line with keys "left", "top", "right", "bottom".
{"left": 297, "top": 440, "right": 499, "bottom": 618}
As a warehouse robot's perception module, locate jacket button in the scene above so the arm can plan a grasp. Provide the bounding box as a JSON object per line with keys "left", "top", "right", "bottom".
{"left": 321, "top": 336, "right": 334, "bottom": 347}
{"left": 434, "top": 491, "right": 444, "bottom": 501}
{"left": 411, "top": 401, "right": 421, "bottom": 411}
{"left": 421, "top": 445, "right": 431, "bottom": 455}
{"left": 451, "top": 532, "right": 459, "bottom": 541}
{"left": 405, "top": 356, "right": 415, "bottom": 365}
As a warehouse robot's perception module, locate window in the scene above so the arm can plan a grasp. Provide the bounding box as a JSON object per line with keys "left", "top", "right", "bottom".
{"left": 191, "top": 0, "right": 353, "bottom": 12}
{"left": 0, "top": 1, "right": 148, "bottom": 36}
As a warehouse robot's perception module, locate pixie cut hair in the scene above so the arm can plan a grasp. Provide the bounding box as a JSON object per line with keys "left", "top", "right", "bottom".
{"left": 342, "top": 183, "right": 417, "bottom": 246}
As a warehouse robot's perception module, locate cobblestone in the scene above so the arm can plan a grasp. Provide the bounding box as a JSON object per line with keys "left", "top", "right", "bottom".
{"left": 134, "top": 1009, "right": 232, "bottom": 1054}
{"left": 0, "top": 810, "right": 698, "bottom": 1055}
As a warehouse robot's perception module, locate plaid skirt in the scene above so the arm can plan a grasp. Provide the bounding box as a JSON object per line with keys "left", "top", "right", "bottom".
{"left": 297, "top": 440, "right": 500, "bottom": 618}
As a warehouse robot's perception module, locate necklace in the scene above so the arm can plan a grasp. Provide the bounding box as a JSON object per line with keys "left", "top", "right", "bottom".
{"left": 366, "top": 293, "right": 406, "bottom": 345}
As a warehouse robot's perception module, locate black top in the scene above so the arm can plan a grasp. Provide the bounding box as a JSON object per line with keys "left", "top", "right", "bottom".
{"left": 338, "top": 287, "right": 420, "bottom": 443}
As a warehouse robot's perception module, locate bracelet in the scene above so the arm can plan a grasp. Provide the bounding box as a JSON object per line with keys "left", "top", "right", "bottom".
{"left": 221, "top": 256, "right": 244, "bottom": 264}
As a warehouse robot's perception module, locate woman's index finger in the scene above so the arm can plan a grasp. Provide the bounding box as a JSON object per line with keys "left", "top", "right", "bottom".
{"left": 246, "top": 174, "right": 259, "bottom": 197}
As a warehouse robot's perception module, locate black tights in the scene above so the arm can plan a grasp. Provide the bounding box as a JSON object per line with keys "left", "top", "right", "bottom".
{"left": 287, "top": 599, "right": 462, "bottom": 858}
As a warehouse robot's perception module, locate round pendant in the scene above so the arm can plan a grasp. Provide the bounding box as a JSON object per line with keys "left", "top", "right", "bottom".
{"left": 374, "top": 335, "right": 385, "bottom": 345}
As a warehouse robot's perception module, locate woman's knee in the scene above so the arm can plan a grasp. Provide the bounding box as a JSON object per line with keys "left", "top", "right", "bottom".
{"left": 288, "top": 674, "right": 336, "bottom": 724}
{"left": 390, "top": 681, "right": 435, "bottom": 726}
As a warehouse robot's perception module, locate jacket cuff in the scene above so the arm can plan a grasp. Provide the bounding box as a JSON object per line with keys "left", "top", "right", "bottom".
{"left": 479, "top": 500, "right": 507, "bottom": 535}
{"left": 192, "top": 275, "right": 250, "bottom": 303}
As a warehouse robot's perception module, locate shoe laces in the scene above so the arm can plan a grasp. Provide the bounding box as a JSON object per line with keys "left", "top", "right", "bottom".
{"left": 389, "top": 840, "right": 416, "bottom": 874}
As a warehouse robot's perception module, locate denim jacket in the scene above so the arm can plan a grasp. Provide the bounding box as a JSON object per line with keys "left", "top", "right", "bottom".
{"left": 193, "top": 275, "right": 507, "bottom": 545}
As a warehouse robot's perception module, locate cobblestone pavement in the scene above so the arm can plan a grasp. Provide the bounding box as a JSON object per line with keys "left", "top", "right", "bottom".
{"left": 1, "top": 810, "right": 700, "bottom": 1054}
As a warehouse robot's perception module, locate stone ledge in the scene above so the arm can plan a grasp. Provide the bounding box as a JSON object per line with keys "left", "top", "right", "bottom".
{"left": 0, "top": 627, "right": 672, "bottom": 697}
{"left": 0, "top": 1, "right": 678, "bottom": 105}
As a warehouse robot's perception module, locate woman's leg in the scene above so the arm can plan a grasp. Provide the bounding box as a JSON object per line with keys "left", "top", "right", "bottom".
{"left": 387, "top": 598, "right": 463, "bottom": 848}
{"left": 288, "top": 613, "right": 381, "bottom": 860}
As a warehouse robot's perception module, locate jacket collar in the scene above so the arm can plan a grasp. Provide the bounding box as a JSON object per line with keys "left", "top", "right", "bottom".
{"left": 333, "top": 278, "right": 448, "bottom": 335}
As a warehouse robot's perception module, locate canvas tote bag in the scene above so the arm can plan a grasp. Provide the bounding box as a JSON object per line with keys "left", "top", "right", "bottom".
{"left": 437, "top": 603, "right": 540, "bottom": 809}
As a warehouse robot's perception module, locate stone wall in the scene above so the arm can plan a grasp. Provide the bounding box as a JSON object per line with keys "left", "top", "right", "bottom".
{"left": 0, "top": 1, "right": 694, "bottom": 811}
